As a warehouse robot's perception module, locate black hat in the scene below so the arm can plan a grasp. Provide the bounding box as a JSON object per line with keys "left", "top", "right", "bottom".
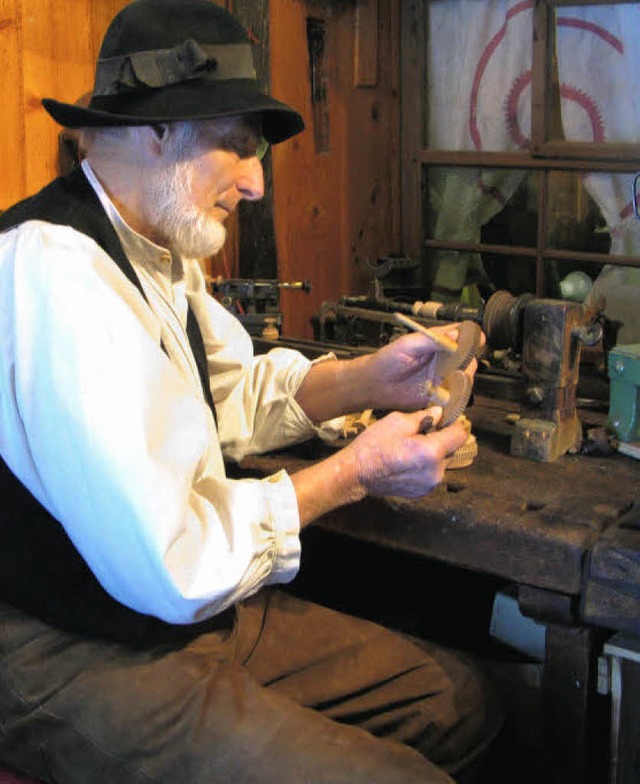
{"left": 42, "top": 0, "right": 304, "bottom": 144}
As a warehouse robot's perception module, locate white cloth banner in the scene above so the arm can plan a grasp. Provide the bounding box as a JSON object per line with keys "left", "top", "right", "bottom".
{"left": 428, "top": 0, "right": 532, "bottom": 297}
{"left": 556, "top": 5, "right": 640, "bottom": 341}
{"left": 427, "top": 1, "right": 640, "bottom": 340}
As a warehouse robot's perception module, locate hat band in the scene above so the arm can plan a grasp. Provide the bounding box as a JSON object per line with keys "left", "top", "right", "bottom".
{"left": 93, "top": 39, "right": 257, "bottom": 97}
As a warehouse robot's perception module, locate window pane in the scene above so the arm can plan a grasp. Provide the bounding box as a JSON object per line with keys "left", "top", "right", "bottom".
{"left": 545, "top": 257, "right": 640, "bottom": 346}
{"left": 553, "top": 4, "right": 640, "bottom": 146}
{"left": 424, "top": 167, "right": 538, "bottom": 243}
{"left": 480, "top": 173, "right": 538, "bottom": 296}
{"left": 424, "top": 167, "right": 539, "bottom": 299}
{"left": 592, "top": 264, "right": 640, "bottom": 344}
{"left": 482, "top": 254, "right": 537, "bottom": 299}
{"left": 546, "top": 170, "right": 640, "bottom": 257}
{"left": 542, "top": 258, "right": 602, "bottom": 301}
{"left": 545, "top": 170, "right": 610, "bottom": 253}
{"left": 426, "top": 0, "right": 533, "bottom": 151}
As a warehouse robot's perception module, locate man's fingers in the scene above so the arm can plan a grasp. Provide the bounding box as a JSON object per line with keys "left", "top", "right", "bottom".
{"left": 415, "top": 405, "right": 443, "bottom": 433}
{"left": 419, "top": 416, "right": 467, "bottom": 456}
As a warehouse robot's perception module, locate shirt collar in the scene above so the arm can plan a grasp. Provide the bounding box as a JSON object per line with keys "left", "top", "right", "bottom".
{"left": 81, "top": 159, "right": 175, "bottom": 275}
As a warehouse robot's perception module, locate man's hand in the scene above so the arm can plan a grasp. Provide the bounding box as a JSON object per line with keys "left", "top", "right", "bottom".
{"left": 359, "top": 326, "right": 464, "bottom": 412}
{"left": 291, "top": 405, "right": 468, "bottom": 525}
{"left": 341, "top": 405, "right": 467, "bottom": 498}
{"left": 292, "top": 322, "right": 481, "bottom": 525}
{"left": 295, "top": 324, "right": 480, "bottom": 423}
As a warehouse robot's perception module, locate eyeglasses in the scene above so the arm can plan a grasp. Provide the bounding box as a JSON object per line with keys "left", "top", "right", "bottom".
{"left": 256, "top": 137, "right": 269, "bottom": 162}
{"left": 156, "top": 122, "right": 269, "bottom": 162}
{"left": 633, "top": 172, "right": 639, "bottom": 220}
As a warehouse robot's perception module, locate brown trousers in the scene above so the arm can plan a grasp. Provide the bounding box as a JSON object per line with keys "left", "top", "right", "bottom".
{"left": 0, "top": 590, "right": 501, "bottom": 783}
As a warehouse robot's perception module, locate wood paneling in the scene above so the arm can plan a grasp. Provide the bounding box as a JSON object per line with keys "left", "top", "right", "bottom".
{"left": 271, "top": 0, "right": 400, "bottom": 339}
{"left": 0, "top": 0, "right": 129, "bottom": 209}
{"left": 21, "top": 0, "right": 92, "bottom": 192}
{"left": 0, "top": 0, "right": 401, "bottom": 344}
{"left": 354, "top": 0, "right": 378, "bottom": 88}
{"left": 0, "top": 0, "right": 24, "bottom": 207}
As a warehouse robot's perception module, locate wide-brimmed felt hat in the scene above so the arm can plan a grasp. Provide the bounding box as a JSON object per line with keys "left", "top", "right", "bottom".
{"left": 42, "top": 0, "right": 304, "bottom": 144}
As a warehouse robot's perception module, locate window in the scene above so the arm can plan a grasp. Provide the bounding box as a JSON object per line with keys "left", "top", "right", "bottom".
{"left": 400, "top": 0, "right": 640, "bottom": 344}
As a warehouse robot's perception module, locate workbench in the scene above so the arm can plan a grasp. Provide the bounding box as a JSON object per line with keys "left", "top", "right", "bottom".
{"left": 235, "top": 393, "right": 640, "bottom": 784}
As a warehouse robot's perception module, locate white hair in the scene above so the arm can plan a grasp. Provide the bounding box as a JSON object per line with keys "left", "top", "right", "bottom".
{"left": 79, "top": 120, "right": 237, "bottom": 259}
{"left": 147, "top": 123, "right": 228, "bottom": 258}
{"left": 77, "top": 124, "right": 141, "bottom": 156}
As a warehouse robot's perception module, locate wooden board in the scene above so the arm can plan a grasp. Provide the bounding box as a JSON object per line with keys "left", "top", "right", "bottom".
{"left": 270, "top": 0, "right": 400, "bottom": 339}
{"left": 0, "top": 0, "right": 25, "bottom": 208}
{"left": 0, "top": 0, "right": 130, "bottom": 209}
{"left": 236, "top": 396, "right": 640, "bottom": 599}
{"left": 582, "top": 522, "right": 640, "bottom": 635}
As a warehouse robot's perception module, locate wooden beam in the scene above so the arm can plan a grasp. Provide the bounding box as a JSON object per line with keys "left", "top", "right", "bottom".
{"left": 231, "top": 0, "right": 279, "bottom": 280}
{"left": 400, "top": 0, "right": 425, "bottom": 263}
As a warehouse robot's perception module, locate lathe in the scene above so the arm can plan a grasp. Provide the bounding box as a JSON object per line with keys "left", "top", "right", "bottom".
{"left": 211, "top": 253, "right": 613, "bottom": 461}
{"left": 314, "top": 287, "right": 604, "bottom": 462}
{"left": 209, "top": 276, "right": 312, "bottom": 338}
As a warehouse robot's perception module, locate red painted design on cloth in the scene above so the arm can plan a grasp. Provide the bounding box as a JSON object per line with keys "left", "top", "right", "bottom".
{"left": 246, "top": 27, "right": 261, "bottom": 45}
{"left": 560, "top": 84, "right": 605, "bottom": 142}
{"left": 469, "top": 0, "right": 533, "bottom": 150}
{"left": 504, "top": 70, "right": 532, "bottom": 150}
{"left": 557, "top": 17, "right": 624, "bottom": 54}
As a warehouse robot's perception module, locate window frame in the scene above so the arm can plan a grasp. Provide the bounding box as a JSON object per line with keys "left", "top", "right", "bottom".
{"left": 400, "top": 0, "right": 640, "bottom": 297}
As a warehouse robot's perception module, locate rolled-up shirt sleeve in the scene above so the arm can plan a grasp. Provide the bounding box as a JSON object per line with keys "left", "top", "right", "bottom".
{"left": 0, "top": 222, "right": 308, "bottom": 625}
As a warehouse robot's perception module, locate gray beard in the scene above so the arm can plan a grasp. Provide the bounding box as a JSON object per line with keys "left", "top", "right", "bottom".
{"left": 146, "top": 160, "right": 227, "bottom": 259}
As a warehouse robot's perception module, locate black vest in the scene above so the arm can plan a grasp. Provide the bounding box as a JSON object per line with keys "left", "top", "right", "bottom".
{"left": 0, "top": 167, "right": 232, "bottom": 647}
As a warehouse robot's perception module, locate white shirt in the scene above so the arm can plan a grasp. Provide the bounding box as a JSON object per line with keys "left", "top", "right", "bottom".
{"left": 0, "top": 162, "right": 339, "bottom": 625}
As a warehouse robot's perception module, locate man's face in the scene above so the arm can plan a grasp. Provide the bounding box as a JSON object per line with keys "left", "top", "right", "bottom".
{"left": 146, "top": 117, "right": 266, "bottom": 258}
{"left": 188, "top": 117, "right": 266, "bottom": 222}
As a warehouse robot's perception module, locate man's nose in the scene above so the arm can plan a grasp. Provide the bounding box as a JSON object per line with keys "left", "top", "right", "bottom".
{"left": 236, "top": 157, "right": 264, "bottom": 201}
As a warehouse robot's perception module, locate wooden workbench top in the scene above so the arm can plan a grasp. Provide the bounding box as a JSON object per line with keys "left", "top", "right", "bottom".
{"left": 235, "top": 396, "right": 640, "bottom": 628}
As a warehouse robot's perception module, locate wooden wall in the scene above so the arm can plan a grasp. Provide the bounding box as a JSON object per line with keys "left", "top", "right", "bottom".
{"left": 0, "top": 0, "right": 401, "bottom": 341}
{"left": 271, "top": 0, "right": 401, "bottom": 338}
{"left": 0, "top": 0, "right": 130, "bottom": 209}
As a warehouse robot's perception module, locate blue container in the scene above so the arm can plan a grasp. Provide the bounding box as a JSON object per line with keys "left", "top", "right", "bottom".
{"left": 607, "top": 344, "right": 640, "bottom": 443}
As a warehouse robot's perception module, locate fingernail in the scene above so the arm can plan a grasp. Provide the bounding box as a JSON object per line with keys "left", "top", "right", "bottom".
{"left": 429, "top": 405, "right": 443, "bottom": 427}
{"left": 419, "top": 415, "right": 434, "bottom": 434}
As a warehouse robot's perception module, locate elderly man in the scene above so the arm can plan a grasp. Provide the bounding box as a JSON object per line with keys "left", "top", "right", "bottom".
{"left": 0, "top": 1, "right": 500, "bottom": 782}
